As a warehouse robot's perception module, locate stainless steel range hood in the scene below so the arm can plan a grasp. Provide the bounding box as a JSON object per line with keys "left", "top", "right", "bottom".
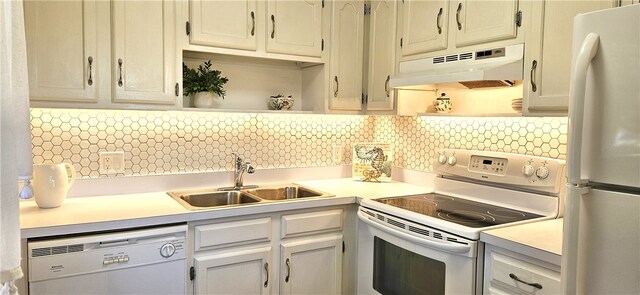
{"left": 390, "top": 44, "right": 524, "bottom": 90}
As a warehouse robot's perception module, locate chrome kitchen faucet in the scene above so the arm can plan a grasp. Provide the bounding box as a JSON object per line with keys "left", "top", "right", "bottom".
{"left": 219, "top": 153, "right": 257, "bottom": 191}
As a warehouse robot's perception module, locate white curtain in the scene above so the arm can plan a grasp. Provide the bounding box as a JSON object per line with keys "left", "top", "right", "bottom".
{"left": 0, "top": 0, "right": 33, "bottom": 294}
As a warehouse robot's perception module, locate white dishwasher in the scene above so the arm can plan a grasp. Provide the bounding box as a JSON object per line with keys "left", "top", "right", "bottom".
{"left": 28, "top": 224, "right": 187, "bottom": 294}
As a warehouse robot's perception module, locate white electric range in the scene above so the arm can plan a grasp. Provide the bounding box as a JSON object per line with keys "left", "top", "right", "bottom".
{"left": 357, "top": 149, "right": 566, "bottom": 294}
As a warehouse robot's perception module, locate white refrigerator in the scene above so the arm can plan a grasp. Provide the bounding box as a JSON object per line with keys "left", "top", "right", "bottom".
{"left": 562, "top": 4, "right": 640, "bottom": 294}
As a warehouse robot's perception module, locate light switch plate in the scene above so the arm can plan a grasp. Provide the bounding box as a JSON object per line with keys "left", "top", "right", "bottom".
{"left": 99, "top": 151, "right": 125, "bottom": 174}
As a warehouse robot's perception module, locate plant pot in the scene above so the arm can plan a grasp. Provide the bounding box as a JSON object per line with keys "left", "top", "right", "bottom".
{"left": 193, "top": 92, "right": 219, "bottom": 108}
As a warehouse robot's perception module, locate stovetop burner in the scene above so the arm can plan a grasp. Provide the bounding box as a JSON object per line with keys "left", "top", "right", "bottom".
{"left": 374, "top": 193, "right": 542, "bottom": 228}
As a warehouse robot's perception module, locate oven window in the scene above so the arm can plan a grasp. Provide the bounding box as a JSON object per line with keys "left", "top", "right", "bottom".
{"left": 373, "top": 237, "right": 446, "bottom": 295}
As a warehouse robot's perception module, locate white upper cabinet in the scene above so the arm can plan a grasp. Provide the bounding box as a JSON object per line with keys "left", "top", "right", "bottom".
{"left": 24, "top": 0, "right": 98, "bottom": 102}
{"left": 266, "top": 0, "right": 324, "bottom": 57}
{"left": 112, "top": 0, "right": 177, "bottom": 104}
{"left": 453, "top": 0, "right": 519, "bottom": 47}
{"left": 524, "top": 1, "right": 612, "bottom": 114}
{"left": 189, "top": 0, "right": 258, "bottom": 51}
{"left": 401, "top": 0, "right": 448, "bottom": 57}
{"left": 329, "top": 0, "right": 365, "bottom": 110}
{"left": 366, "top": 0, "right": 397, "bottom": 111}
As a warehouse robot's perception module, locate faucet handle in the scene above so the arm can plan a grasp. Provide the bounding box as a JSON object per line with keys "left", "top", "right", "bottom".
{"left": 246, "top": 163, "right": 255, "bottom": 174}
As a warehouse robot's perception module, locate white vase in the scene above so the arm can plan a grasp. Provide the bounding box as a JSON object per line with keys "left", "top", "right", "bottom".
{"left": 193, "top": 92, "right": 219, "bottom": 108}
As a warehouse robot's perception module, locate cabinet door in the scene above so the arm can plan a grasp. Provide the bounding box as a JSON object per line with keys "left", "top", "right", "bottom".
{"left": 401, "top": 0, "right": 448, "bottom": 57}
{"left": 194, "top": 246, "right": 272, "bottom": 295}
{"left": 266, "top": 0, "right": 323, "bottom": 57}
{"left": 453, "top": 0, "right": 518, "bottom": 47}
{"left": 24, "top": 0, "right": 98, "bottom": 102}
{"left": 190, "top": 0, "right": 258, "bottom": 51}
{"left": 280, "top": 235, "right": 343, "bottom": 295}
{"left": 329, "top": 0, "right": 365, "bottom": 110}
{"left": 112, "top": 0, "right": 177, "bottom": 104}
{"left": 524, "top": 1, "right": 611, "bottom": 113}
{"left": 366, "top": 0, "right": 397, "bottom": 111}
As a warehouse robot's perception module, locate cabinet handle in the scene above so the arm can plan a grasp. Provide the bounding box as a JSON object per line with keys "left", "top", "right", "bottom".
{"left": 263, "top": 262, "right": 269, "bottom": 288}
{"left": 334, "top": 76, "right": 339, "bottom": 97}
{"left": 509, "top": 273, "right": 543, "bottom": 289}
{"left": 385, "top": 75, "right": 390, "bottom": 97}
{"left": 87, "top": 56, "right": 93, "bottom": 86}
{"left": 117, "top": 58, "right": 123, "bottom": 87}
{"left": 285, "top": 258, "right": 290, "bottom": 283}
{"left": 530, "top": 60, "right": 538, "bottom": 92}
{"left": 270, "top": 15, "right": 275, "bottom": 39}
{"left": 456, "top": 3, "right": 463, "bottom": 30}
{"left": 436, "top": 8, "right": 443, "bottom": 34}
{"left": 251, "top": 11, "right": 255, "bottom": 36}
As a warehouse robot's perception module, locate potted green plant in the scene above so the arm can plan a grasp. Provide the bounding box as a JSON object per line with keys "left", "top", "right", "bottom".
{"left": 183, "top": 60, "right": 229, "bottom": 108}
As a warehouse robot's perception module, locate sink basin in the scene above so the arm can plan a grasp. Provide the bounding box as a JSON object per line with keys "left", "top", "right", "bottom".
{"left": 168, "top": 190, "right": 261, "bottom": 210}
{"left": 244, "top": 185, "right": 333, "bottom": 201}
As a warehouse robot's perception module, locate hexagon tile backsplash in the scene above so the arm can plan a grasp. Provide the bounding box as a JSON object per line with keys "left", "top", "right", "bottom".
{"left": 30, "top": 108, "right": 567, "bottom": 179}
{"left": 374, "top": 116, "right": 567, "bottom": 172}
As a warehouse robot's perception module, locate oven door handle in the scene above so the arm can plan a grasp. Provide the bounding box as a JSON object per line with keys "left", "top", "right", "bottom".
{"left": 358, "top": 211, "right": 471, "bottom": 254}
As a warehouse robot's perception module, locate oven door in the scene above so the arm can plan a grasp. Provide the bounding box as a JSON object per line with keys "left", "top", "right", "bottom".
{"left": 357, "top": 208, "right": 478, "bottom": 295}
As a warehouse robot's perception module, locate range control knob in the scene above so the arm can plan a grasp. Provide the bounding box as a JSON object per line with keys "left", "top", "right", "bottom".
{"left": 522, "top": 164, "right": 535, "bottom": 177}
{"left": 438, "top": 153, "right": 447, "bottom": 165}
{"left": 160, "top": 243, "right": 176, "bottom": 258}
{"left": 447, "top": 155, "right": 457, "bottom": 166}
{"left": 536, "top": 166, "right": 550, "bottom": 179}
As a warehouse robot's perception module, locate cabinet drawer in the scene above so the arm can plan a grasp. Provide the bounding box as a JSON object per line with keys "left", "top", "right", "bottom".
{"left": 195, "top": 218, "right": 271, "bottom": 251}
{"left": 281, "top": 209, "right": 343, "bottom": 239}
{"left": 489, "top": 251, "right": 561, "bottom": 294}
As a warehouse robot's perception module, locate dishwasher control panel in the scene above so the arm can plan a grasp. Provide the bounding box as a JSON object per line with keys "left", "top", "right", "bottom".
{"left": 28, "top": 225, "right": 187, "bottom": 282}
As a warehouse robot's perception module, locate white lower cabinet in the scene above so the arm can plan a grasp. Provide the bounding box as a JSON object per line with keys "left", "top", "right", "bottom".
{"left": 190, "top": 208, "right": 344, "bottom": 295}
{"left": 280, "top": 235, "right": 343, "bottom": 295}
{"left": 194, "top": 246, "right": 272, "bottom": 295}
{"left": 483, "top": 245, "right": 561, "bottom": 295}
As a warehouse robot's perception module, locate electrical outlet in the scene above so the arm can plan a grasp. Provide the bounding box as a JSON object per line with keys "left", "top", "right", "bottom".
{"left": 100, "top": 151, "right": 125, "bottom": 174}
{"left": 332, "top": 146, "right": 342, "bottom": 164}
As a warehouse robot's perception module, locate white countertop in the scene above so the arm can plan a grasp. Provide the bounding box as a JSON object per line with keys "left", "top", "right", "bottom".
{"left": 20, "top": 178, "right": 432, "bottom": 238}
{"left": 21, "top": 177, "right": 563, "bottom": 260}
{"left": 480, "top": 218, "right": 563, "bottom": 265}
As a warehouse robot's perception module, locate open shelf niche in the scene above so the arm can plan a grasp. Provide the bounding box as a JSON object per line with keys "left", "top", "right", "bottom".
{"left": 411, "top": 82, "right": 525, "bottom": 117}
{"left": 182, "top": 51, "right": 326, "bottom": 114}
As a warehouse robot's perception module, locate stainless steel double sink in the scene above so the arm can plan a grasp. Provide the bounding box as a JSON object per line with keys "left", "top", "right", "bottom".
{"left": 168, "top": 185, "right": 334, "bottom": 210}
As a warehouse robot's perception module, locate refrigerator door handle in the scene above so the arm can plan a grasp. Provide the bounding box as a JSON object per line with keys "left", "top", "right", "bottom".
{"left": 567, "top": 33, "right": 600, "bottom": 184}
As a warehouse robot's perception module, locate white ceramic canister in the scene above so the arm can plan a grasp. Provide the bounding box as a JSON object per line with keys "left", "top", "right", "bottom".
{"left": 433, "top": 93, "right": 452, "bottom": 113}
{"left": 32, "top": 163, "right": 76, "bottom": 208}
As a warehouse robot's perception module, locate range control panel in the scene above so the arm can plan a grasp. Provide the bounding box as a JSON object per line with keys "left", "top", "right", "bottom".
{"left": 469, "top": 155, "right": 508, "bottom": 175}
{"left": 433, "top": 149, "right": 566, "bottom": 194}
